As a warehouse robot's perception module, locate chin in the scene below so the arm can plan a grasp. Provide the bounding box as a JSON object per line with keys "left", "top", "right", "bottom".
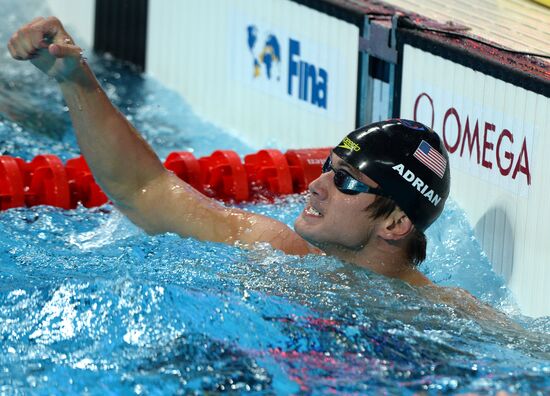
{"left": 295, "top": 216, "right": 372, "bottom": 253}
{"left": 294, "top": 216, "right": 318, "bottom": 244}
{"left": 293, "top": 215, "right": 307, "bottom": 238}
{"left": 294, "top": 219, "right": 329, "bottom": 251}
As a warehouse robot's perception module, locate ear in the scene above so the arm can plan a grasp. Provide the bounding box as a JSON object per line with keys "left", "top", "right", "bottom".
{"left": 377, "top": 209, "right": 413, "bottom": 240}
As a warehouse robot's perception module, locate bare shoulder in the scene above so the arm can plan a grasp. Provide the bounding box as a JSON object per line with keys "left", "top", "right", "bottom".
{"left": 401, "top": 268, "right": 433, "bottom": 286}
{"left": 235, "top": 209, "right": 321, "bottom": 255}
{"left": 420, "top": 285, "right": 521, "bottom": 330}
{"left": 420, "top": 285, "right": 485, "bottom": 309}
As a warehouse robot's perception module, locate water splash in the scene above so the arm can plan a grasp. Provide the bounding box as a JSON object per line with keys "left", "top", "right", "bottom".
{"left": 0, "top": 1, "right": 548, "bottom": 393}
{"left": 1, "top": 203, "right": 548, "bottom": 394}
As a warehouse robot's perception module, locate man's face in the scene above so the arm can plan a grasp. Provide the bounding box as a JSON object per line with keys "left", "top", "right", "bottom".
{"left": 294, "top": 154, "right": 383, "bottom": 251}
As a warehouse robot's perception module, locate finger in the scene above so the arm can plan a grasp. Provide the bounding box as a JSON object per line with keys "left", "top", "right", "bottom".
{"left": 17, "top": 29, "right": 39, "bottom": 55}
{"left": 8, "top": 32, "right": 31, "bottom": 59}
{"left": 28, "top": 26, "right": 50, "bottom": 50}
{"left": 7, "top": 22, "right": 41, "bottom": 58}
{"left": 27, "top": 16, "right": 46, "bottom": 27}
{"left": 48, "top": 43, "right": 81, "bottom": 59}
{"left": 9, "top": 29, "right": 45, "bottom": 60}
{"left": 20, "top": 16, "right": 46, "bottom": 32}
{"left": 36, "top": 16, "right": 62, "bottom": 41}
{"left": 7, "top": 40, "right": 23, "bottom": 60}
{"left": 8, "top": 16, "right": 67, "bottom": 60}
{"left": 27, "top": 17, "right": 51, "bottom": 48}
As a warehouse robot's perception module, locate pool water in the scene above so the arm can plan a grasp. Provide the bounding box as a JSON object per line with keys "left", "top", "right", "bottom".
{"left": 1, "top": 2, "right": 549, "bottom": 395}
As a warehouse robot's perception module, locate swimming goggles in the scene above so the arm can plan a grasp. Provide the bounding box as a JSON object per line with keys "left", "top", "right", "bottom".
{"left": 322, "top": 156, "right": 388, "bottom": 197}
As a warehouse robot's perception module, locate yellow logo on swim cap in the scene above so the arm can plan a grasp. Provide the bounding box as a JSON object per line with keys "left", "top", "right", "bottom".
{"left": 338, "top": 137, "right": 361, "bottom": 152}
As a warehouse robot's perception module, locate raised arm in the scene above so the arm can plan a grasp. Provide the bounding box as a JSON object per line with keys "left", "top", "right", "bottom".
{"left": 8, "top": 17, "right": 315, "bottom": 255}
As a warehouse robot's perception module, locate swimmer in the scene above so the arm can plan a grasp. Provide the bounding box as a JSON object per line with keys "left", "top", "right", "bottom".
{"left": 6, "top": 17, "right": 517, "bottom": 326}
{"left": 5, "top": 16, "right": 447, "bottom": 285}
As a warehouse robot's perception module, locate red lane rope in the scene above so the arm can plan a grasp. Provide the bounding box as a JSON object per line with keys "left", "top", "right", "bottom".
{"left": 0, "top": 148, "right": 330, "bottom": 210}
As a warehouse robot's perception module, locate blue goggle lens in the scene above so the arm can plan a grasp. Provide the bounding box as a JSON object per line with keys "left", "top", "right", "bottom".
{"left": 322, "top": 156, "right": 386, "bottom": 197}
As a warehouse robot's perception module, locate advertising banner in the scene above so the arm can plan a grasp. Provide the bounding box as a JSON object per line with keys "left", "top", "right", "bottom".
{"left": 147, "top": 0, "right": 359, "bottom": 148}
{"left": 228, "top": 11, "right": 348, "bottom": 122}
{"left": 400, "top": 44, "right": 550, "bottom": 317}
{"left": 400, "top": 45, "right": 539, "bottom": 197}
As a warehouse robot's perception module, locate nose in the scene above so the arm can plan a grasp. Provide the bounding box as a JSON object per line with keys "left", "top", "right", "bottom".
{"left": 308, "top": 170, "right": 331, "bottom": 200}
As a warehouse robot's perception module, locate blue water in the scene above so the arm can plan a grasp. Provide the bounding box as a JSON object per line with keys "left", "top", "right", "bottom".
{"left": 1, "top": 3, "right": 549, "bottom": 395}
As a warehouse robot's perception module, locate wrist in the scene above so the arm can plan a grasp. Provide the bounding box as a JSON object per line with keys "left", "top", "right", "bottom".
{"left": 57, "top": 60, "right": 97, "bottom": 90}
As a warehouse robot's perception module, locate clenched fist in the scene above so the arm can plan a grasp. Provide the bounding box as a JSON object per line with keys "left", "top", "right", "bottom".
{"left": 7, "top": 16, "right": 85, "bottom": 81}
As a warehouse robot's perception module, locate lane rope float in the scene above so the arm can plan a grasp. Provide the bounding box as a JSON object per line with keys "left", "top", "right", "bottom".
{"left": 0, "top": 148, "right": 330, "bottom": 210}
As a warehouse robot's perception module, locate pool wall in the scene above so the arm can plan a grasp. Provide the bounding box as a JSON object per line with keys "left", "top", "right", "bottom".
{"left": 43, "top": 0, "right": 550, "bottom": 317}
{"left": 398, "top": 44, "right": 549, "bottom": 318}
{"left": 45, "top": 0, "right": 95, "bottom": 49}
{"left": 146, "top": 0, "right": 360, "bottom": 149}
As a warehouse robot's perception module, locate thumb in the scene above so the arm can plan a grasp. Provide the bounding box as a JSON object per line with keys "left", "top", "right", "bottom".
{"left": 48, "top": 43, "right": 82, "bottom": 59}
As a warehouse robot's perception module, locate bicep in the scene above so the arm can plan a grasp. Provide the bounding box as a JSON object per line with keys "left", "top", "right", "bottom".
{"left": 121, "top": 171, "right": 316, "bottom": 255}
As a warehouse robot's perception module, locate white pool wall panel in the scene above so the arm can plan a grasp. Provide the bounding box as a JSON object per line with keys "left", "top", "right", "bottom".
{"left": 45, "top": 0, "right": 96, "bottom": 49}
{"left": 146, "top": 0, "right": 359, "bottom": 149}
{"left": 400, "top": 45, "right": 549, "bottom": 317}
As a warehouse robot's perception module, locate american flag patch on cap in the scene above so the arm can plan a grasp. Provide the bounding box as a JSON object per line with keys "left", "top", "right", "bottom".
{"left": 413, "top": 140, "right": 447, "bottom": 178}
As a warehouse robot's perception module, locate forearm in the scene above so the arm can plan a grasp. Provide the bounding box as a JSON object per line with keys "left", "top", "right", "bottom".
{"left": 59, "top": 62, "right": 166, "bottom": 207}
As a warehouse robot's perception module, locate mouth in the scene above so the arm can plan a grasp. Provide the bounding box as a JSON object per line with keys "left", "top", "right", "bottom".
{"left": 304, "top": 205, "right": 323, "bottom": 217}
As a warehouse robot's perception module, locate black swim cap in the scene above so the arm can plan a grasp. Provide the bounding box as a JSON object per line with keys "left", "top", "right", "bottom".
{"left": 333, "top": 119, "right": 450, "bottom": 231}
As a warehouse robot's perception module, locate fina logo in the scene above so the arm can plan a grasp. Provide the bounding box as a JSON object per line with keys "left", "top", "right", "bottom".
{"left": 246, "top": 24, "right": 328, "bottom": 109}
{"left": 246, "top": 25, "right": 281, "bottom": 81}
